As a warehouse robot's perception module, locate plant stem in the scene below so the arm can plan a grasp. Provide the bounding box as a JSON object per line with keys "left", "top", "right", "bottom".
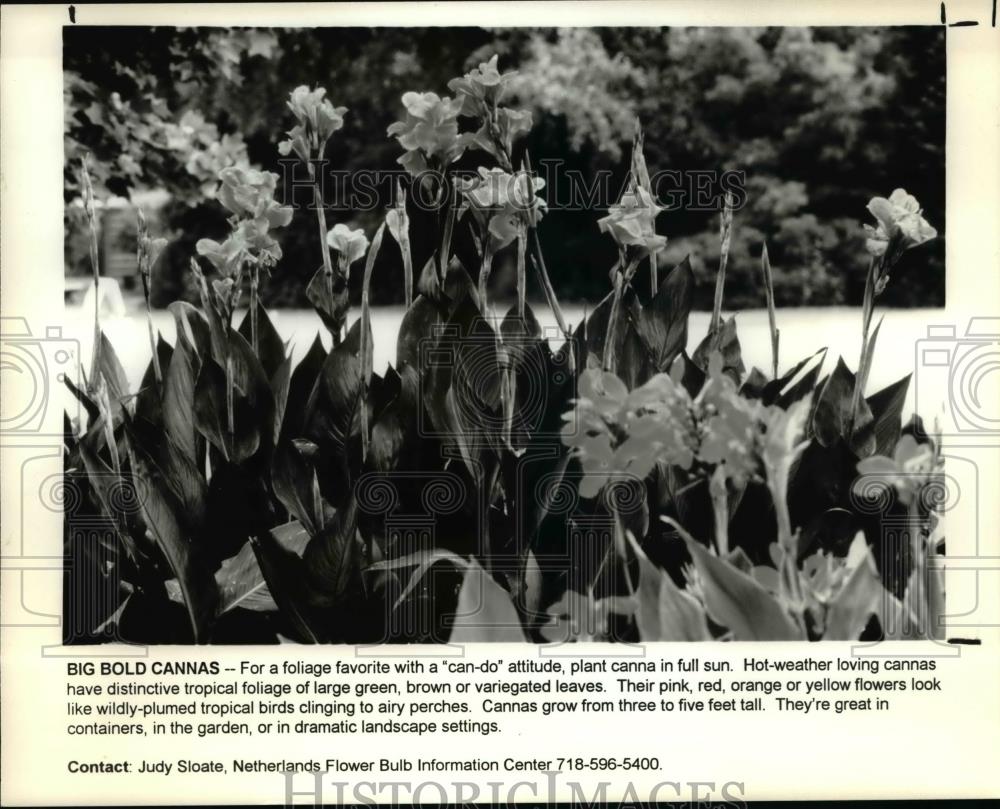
{"left": 760, "top": 243, "right": 780, "bottom": 378}
{"left": 80, "top": 158, "right": 102, "bottom": 392}
{"left": 710, "top": 192, "right": 735, "bottom": 337}
{"left": 603, "top": 272, "right": 625, "bottom": 373}
{"left": 225, "top": 352, "right": 235, "bottom": 440}
{"left": 360, "top": 224, "right": 385, "bottom": 462}
{"left": 437, "top": 181, "right": 457, "bottom": 287}
{"left": 848, "top": 256, "right": 878, "bottom": 431}
{"left": 516, "top": 230, "right": 527, "bottom": 319}
{"left": 308, "top": 162, "right": 338, "bottom": 339}
{"left": 249, "top": 263, "right": 260, "bottom": 356}
{"left": 709, "top": 467, "right": 729, "bottom": 556}
{"left": 529, "top": 230, "right": 572, "bottom": 338}
{"left": 602, "top": 258, "right": 639, "bottom": 373}
{"left": 145, "top": 303, "right": 162, "bottom": 384}
{"left": 477, "top": 243, "right": 495, "bottom": 316}
{"left": 401, "top": 232, "right": 413, "bottom": 308}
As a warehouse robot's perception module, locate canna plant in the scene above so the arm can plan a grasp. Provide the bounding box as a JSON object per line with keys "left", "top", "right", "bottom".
{"left": 64, "top": 53, "right": 943, "bottom": 645}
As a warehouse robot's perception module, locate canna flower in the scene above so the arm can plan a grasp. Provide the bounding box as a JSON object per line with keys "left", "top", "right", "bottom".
{"left": 282, "top": 85, "right": 347, "bottom": 147}
{"left": 218, "top": 168, "right": 292, "bottom": 226}
{"left": 448, "top": 55, "right": 508, "bottom": 112}
{"left": 448, "top": 54, "right": 519, "bottom": 116}
{"left": 385, "top": 180, "right": 410, "bottom": 248}
{"left": 598, "top": 186, "right": 666, "bottom": 258}
{"left": 136, "top": 209, "right": 168, "bottom": 279}
{"left": 459, "top": 167, "right": 546, "bottom": 249}
{"left": 195, "top": 233, "right": 246, "bottom": 277}
{"left": 864, "top": 188, "right": 937, "bottom": 258}
{"left": 326, "top": 223, "right": 369, "bottom": 271}
{"left": 210, "top": 167, "right": 291, "bottom": 268}
{"left": 387, "top": 91, "right": 467, "bottom": 175}
{"left": 854, "top": 434, "right": 938, "bottom": 507}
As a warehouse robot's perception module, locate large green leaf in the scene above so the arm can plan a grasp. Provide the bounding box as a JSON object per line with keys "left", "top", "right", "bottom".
{"left": 272, "top": 439, "right": 327, "bottom": 536}
{"left": 865, "top": 374, "right": 911, "bottom": 458}
{"left": 238, "top": 300, "right": 287, "bottom": 379}
{"left": 683, "top": 535, "right": 803, "bottom": 640}
{"left": 302, "top": 318, "right": 368, "bottom": 499}
{"left": 163, "top": 333, "right": 200, "bottom": 466}
{"left": 251, "top": 524, "right": 324, "bottom": 643}
{"left": 279, "top": 332, "right": 327, "bottom": 441}
{"left": 449, "top": 561, "right": 527, "bottom": 642}
{"left": 77, "top": 439, "right": 140, "bottom": 564}
{"left": 692, "top": 315, "right": 744, "bottom": 382}
{"left": 812, "top": 356, "right": 874, "bottom": 456}
{"left": 95, "top": 332, "right": 131, "bottom": 419}
{"left": 306, "top": 266, "right": 349, "bottom": 338}
{"left": 634, "top": 256, "right": 694, "bottom": 373}
{"left": 193, "top": 358, "right": 260, "bottom": 464}
{"left": 627, "top": 531, "right": 710, "bottom": 641}
{"left": 135, "top": 334, "right": 174, "bottom": 428}
{"left": 824, "top": 543, "right": 882, "bottom": 640}
{"left": 128, "top": 434, "right": 219, "bottom": 643}
{"left": 302, "top": 494, "right": 362, "bottom": 607}
{"left": 168, "top": 300, "right": 213, "bottom": 359}
{"left": 762, "top": 347, "right": 827, "bottom": 408}
{"left": 166, "top": 521, "right": 310, "bottom": 615}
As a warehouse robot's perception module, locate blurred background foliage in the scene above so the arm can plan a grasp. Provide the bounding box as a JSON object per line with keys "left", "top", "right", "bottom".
{"left": 64, "top": 26, "right": 944, "bottom": 309}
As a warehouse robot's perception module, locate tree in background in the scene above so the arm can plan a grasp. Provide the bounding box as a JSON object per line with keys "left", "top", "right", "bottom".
{"left": 64, "top": 25, "right": 944, "bottom": 308}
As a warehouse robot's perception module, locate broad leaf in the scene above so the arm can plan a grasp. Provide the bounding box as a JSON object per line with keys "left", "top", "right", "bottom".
{"left": 129, "top": 434, "right": 219, "bottom": 643}
{"left": 302, "top": 318, "right": 368, "bottom": 499}
{"left": 692, "top": 315, "right": 744, "bottom": 382}
{"left": 163, "top": 333, "right": 200, "bottom": 466}
{"left": 238, "top": 300, "right": 286, "bottom": 379}
{"left": 193, "top": 358, "right": 260, "bottom": 463}
{"left": 279, "top": 333, "right": 327, "bottom": 441}
{"left": 135, "top": 334, "right": 174, "bottom": 428}
{"left": 627, "top": 531, "right": 710, "bottom": 641}
{"left": 635, "top": 256, "right": 694, "bottom": 373}
{"left": 812, "top": 356, "right": 874, "bottom": 455}
{"left": 396, "top": 294, "right": 444, "bottom": 371}
{"left": 866, "top": 374, "right": 911, "bottom": 458}
{"left": 824, "top": 544, "right": 882, "bottom": 640}
{"left": 302, "top": 494, "right": 362, "bottom": 607}
{"left": 763, "top": 347, "right": 827, "bottom": 408}
{"left": 251, "top": 525, "right": 324, "bottom": 643}
{"left": 683, "top": 536, "right": 803, "bottom": 640}
{"left": 449, "top": 561, "right": 527, "bottom": 642}
{"left": 306, "top": 266, "right": 349, "bottom": 338}
{"left": 95, "top": 332, "right": 131, "bottom": 419}
{"left": 272, "top": 439, "right": 327, "bottom": 536}
{"left": 166, "top": 521, "right": 311, "bottom": 614}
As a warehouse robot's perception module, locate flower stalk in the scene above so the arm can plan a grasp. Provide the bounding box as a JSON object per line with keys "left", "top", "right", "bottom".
{"left": 849, "top": 189, "right": 936, "bottom": 431}
{"left": 602, "top": 256, "right": 641, "bottom": 373}
{"left": 136, "top": 208, "right": 167, "bottom": 385}
{"left": 386, "top": 180, "right": 414, "bottom": 307}
{"left": 760, "top": 243, "right": 780, "bottom": 379}
{"left": 79, "top": 156, "right": 102, "bottom": 392}
{"left": 360, "top": 223, "right": 386, "bottom": 462}
{"left": 709, "top": 191, "right": 735, "bottom": 337}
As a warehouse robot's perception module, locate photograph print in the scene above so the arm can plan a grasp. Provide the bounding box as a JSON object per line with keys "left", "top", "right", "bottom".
{"left": 61, "top": 25, "right": 946, "bottom": 645}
